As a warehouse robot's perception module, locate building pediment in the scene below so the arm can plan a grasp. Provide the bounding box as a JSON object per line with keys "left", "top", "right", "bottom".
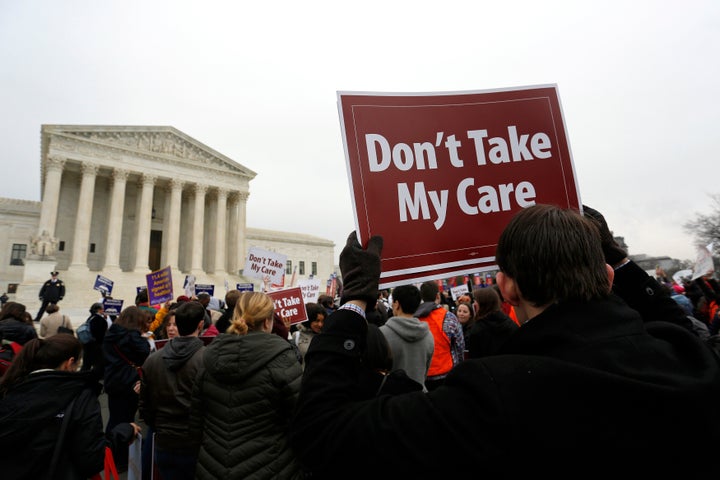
{"left": 41, "top": 125, "right": 256, "bottom": 181}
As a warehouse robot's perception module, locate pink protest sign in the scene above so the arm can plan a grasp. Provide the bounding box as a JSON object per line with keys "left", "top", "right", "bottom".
{"left": 338, "top": 84, "right": 579, "bottom": 288}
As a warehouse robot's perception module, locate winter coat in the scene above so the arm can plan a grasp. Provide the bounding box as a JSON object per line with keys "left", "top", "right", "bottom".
{"left": 465, "top": 310, "right": 519, "bottom": 358}
{"left": 190, "top": 331, "right": 304, "bottom": 480}
{"left": 0, "top": 371, "right": 133, "bottom": 479}
{"left": 39, "top": 311, "right": 72, "bottom": 338}
{"left": 291, "top": 324, "right": 318, "bottom": 364}
{"left": 81, "top": 313, "right": 110, "bottom": 379}
{"left": 290, "top": 263, "right": 720, "bottom": 479}
{"left": 0, "top": 318, "right": 38, "bottom": 345}
{"left": 379, "top": 315, "right": 434, "bottom": 388}
{"left": 140, "top": 336, "right": 205, "bottom": 450}
{"left": 102, "top": 323, "right": 150, "bottom": 395}
{"left": 39, "top": 279, "right": 65, "bottom": 302}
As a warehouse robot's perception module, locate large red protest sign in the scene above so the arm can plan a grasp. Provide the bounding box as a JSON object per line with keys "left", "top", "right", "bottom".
{"left": 338, "top": 85, "right": 579, "bottom": 288}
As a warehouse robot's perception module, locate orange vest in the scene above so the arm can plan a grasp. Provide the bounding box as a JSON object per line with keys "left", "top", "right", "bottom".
{"left": 420, "top": 306, "right": 454, "bottom": 377}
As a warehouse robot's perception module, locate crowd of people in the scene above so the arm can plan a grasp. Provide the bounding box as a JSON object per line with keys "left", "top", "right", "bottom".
{"left": 1, "top": 204, "right": 720, "bottom": 478}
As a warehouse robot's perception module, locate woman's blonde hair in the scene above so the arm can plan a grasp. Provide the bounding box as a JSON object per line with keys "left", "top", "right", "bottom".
{"left": 228, "top": 292, "right": 274, "bottom": 335}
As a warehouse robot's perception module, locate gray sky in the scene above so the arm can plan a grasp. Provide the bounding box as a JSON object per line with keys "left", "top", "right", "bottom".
{"left": 1, "top": 0, "right": 718, "bottom": 263}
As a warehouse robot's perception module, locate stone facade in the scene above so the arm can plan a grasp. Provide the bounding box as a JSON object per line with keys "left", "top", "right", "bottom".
{"left": 1, "top": 125, "right": 335, "bottom": 312}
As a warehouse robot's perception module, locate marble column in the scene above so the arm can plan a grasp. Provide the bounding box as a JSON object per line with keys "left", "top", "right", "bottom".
{"left": 190, "top": 184, "right": 207, "bottom": 274}
{"left": 227, "top": 193, "right": 239, "bottom": 275}
{"left": 133, "top": 174, "right": 156, "bottom": 271}
{"left": 37, "top": 155, "right": 66, "bottom": 241}
{"left": 69, "top": 162, "right": 99, "bottom": 269}
{"left": 164, "top": 178, "right": 183, "bottom": 271}
{"left": 235, "top": 191, "right": 249, "bottom": 274}
{"left": 213, "top": 188, "right": 228, "bottom": 275}
{"left": 103, "top": 168, "right": 129, "bottom": 271}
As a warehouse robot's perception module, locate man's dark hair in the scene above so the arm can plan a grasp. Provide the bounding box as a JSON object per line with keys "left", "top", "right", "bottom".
{"left": 174, "top": 301, "right": 206, "bottom": 336}
{"left": 495, "top": 204, "right": 610, "bottom": 306}
{"left": 225, "top": 289, "right": 241, "bottom": 309}
{"left": 419, "top": 281, "right": 439, "bottom": 303}
{"left": 391, "top": 285, "right": 422, "bottom": 315}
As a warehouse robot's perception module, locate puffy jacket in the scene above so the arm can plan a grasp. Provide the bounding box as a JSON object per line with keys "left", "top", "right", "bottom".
{"left": 190, "top": 331, "right": 304, "bottom": 479}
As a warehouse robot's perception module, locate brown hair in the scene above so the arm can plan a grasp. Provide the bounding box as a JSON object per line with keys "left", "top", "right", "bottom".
{"left": 472, "top": 287, "right": 502, "bottom": 319}
{"left": 0, "top": 302, "right": 27, "bottom": 323}
{"left": 495, "top": 204, "right": 610, "bottom": 306}
{"left": 114, "top": 305, "right": 148, "bottom": 331}
{"left": 228, "top": 292, "right": 274, "bottom": 335}
{"left": 0, "top": 334, "right": 82, "bottom": 396}
{"left": 45, "top": 304, "right": 60, "bottom": 314}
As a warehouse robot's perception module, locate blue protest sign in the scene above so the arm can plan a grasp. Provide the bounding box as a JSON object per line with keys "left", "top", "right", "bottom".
{"left": 103, "top": 298, "right": 124, "bottom": 316}
{"left": 94, "top": 275, "right": 114, "bottom": 295}
{"left": 195, "top": 284, "right": 215, "bottom": 296}
{"left": 236, "top": 283, "right": 254, "bottom": 292}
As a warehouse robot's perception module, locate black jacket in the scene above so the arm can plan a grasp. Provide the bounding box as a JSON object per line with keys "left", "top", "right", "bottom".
{"left": 102, "top": 324, "right": 150, "bottom": 395}
{"left": 0, "top": 371, "right": 133, "bottom": 479}
{"left": 82, "top": 313, "right": 110, "bottom": 379}
{"left": 39, "top": 279, "right": 65, "bottom": 302}
{"left": 0, "top": 318, "right": 38, "bottom": 345}
{"left": 465, "top": 310, "right": 518, "bottom": 358}
{"left": 290, "top": 262, "right": 720, "bottom": 479}
{"left": 139, "top": 336, "right": 205, "bottom": 450}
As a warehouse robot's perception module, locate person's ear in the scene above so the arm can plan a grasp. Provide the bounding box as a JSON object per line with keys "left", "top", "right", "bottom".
{"left": 60, "top": 357, "right": 76, "bottom": 372}
{"left": 496, "top": 272, "right": 520, "bottom": 307}
{"left": 606, "top": 264, "right": 615, "bottom": 292}
{"left": 197, "top": 320, "right": 204, "bottom": 332}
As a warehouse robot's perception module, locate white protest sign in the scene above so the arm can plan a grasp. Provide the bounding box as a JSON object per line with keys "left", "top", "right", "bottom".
{"left": 297, "top": 278, "right": 322, "bottom": 303}
{"left": 692, "top": 245, "right": 715, "bottom": 280}
{"left": 244, "top": 247, "right": 287, "bottom": 284}
{"left": 450, "top": 284, "right": 470, "bottom": 301}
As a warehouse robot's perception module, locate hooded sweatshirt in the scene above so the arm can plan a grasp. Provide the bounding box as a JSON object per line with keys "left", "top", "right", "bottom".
{"left": 380, "top": 315, "right": 435, "bottom": 389}
{"left": 139, "top": 336, "right": 205, "bottom": 450}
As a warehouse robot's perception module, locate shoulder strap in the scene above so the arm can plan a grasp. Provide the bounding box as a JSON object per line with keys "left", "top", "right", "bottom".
{"left": 48, "top": 397, "right": 76, "bottom": 478}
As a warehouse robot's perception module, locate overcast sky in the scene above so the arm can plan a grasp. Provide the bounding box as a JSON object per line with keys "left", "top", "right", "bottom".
{"left": 1, "top": 0, "right": 717, "bottom": 263}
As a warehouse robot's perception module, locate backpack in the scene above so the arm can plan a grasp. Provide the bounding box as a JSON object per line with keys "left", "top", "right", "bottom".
{"left": 0, "top": 340, "right": 22, "bottom": 376}
{"left": 76, "top": 319, "right": 94, "bottom": 344}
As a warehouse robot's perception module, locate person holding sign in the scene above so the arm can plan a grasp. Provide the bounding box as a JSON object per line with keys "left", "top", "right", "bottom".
{"left": 289, "top": 207, "right": 720, "bottom": 478}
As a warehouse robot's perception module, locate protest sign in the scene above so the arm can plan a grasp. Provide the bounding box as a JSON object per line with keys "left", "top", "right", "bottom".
{"left": 692, "top": 245, "right": 715, "bottom": 280}
{"left": 93, "top": 275, "right": 114, "bottom": 295}
{"left": 236, "top": 282, "right": 254, "bottom": 292}
{"left": 244, "top": 247, "right": 287, "bottom": 284}
{"left": 146, "top": 266, "right": 173, "bottom": 305}
{"left": 103, "top": 298, "right": 124, "bottom": 316}
{"left": 450, "top": 284, "right": 470, "bottom": 301}
{"left": 297, "top": 278, "right": 322, "bottom": 303}
{"left": 184, "top": 275, "right": 196, "bottom": 298}
{"left": 267, "top": 287, "right": 308, "bottom": 325}
{"left": 338, "top": 85, "right": 579, "bottom": 287}
{"left": 195, "top": 284, "right": 215, "bottom": 296}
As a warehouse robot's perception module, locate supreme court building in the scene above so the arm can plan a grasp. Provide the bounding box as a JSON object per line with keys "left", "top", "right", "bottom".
{"left": 0, "top": 125, "right": 335, "bottom": 311}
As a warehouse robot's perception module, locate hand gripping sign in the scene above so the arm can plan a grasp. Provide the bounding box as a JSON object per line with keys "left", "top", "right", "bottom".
{"left": 337, "top": 84, "right": 580, "bottom": 288}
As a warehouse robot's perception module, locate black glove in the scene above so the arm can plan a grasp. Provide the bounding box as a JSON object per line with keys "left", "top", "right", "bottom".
{"left": 339, "top": 231, "right": 383, "bottom": 308}
{"left": 582, "top": 205, "right": 627, "bottom": 266}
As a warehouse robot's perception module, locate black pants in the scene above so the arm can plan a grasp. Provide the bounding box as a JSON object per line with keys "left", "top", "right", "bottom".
{"left": 34, "top": 299, "right": 56, "bottom": 322}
